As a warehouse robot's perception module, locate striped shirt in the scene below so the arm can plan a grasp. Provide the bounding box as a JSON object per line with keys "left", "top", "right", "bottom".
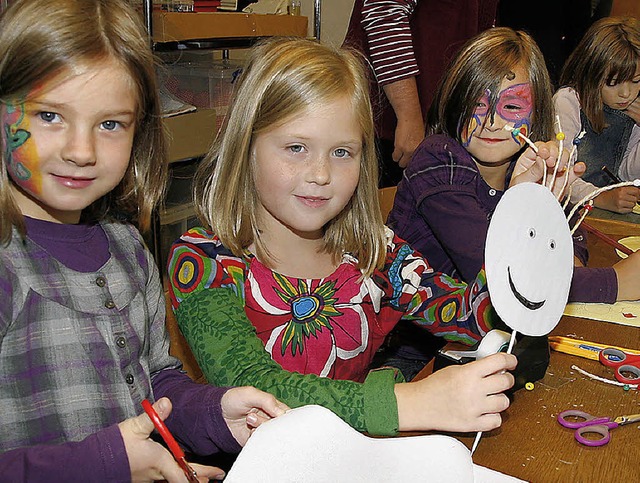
{"left": 361, "top": 0, "right": 420, "bottom": 86}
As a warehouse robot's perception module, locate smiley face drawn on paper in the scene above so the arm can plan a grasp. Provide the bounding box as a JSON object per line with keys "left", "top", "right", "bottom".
{"left": 485, "top": 183, "right": 574, "bottom": 336}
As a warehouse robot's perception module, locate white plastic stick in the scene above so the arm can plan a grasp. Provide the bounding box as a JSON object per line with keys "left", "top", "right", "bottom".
{"left": 471, "top": 330, "right": 518, "bottom": 456}
{"left": 503, "top": 125, "right": 545, "bottom": 185}
{"left": 548, "top": 116, "right": 563, "bottom": 193}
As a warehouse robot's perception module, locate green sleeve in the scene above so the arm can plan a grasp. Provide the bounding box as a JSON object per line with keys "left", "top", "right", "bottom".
{"left": 175, "top": 287, "right": 400, "bottom": 436}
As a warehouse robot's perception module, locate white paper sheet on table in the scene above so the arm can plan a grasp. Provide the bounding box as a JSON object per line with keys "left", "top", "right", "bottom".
{"left": 564, "top": 301, "right": 640, "bottom": 328}
{"left": 225, "top": 405, "right": 526, "bottom": 483}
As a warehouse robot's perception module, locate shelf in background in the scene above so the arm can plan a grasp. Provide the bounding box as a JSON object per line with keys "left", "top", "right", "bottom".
{"left": 152, "top": 12, "right": 308, "bottom": 44}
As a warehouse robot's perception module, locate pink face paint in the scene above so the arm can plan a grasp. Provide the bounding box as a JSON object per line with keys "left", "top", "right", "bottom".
{"left": 496, "top": 83, "right": 533, "bottom": 145}
{"left": 461, "top": 83, "right": 533, "bottom": 147}
{"left": 2, "top": 99, "right": 42, "bottom": 194}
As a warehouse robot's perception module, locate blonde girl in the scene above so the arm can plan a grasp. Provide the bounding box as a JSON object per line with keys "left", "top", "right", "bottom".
{"left": 169, "top": 37, "right": 524, "bottom": 438}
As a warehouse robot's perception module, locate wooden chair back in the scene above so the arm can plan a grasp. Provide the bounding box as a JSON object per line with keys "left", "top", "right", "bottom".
{"left": 378, "top": 186, "right": 397, "bottom": 222}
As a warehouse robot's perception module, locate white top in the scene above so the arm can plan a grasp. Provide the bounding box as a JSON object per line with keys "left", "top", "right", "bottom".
{"left": 553, "top": 87, "right": 640, "bottom": 202}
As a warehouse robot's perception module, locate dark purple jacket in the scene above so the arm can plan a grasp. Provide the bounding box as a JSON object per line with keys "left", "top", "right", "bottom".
{"left": 388, "top": 134, "right": 617, "bottom": 303}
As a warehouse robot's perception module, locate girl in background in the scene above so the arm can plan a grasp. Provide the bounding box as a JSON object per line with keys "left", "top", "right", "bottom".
{"left": 387, "top": 27, "right": 640, "bottom": 380}
{"left": 555, "top": 16, "right": 640, "bottom": 213}
{"left": 0, "top": 1, "right": 286, "bottom": 481}
{"left": 168, "top": 37, "right": 573, "bottom": 437}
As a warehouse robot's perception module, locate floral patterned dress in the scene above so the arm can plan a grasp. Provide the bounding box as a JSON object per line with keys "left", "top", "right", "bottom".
{"left": 169, "top": 226, "right": 495, "bottom": 384}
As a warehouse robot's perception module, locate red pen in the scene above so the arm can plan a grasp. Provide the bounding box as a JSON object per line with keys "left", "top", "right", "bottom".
{"left": 581, "top": 222, "right": 634, "bottom": 256}
{"left": 141, "top": 399, "right": 199, "bottom": 482}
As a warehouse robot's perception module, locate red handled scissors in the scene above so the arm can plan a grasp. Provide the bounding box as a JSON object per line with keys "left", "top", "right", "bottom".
{"left": 141, "top": 399, "right": 199, "bottom": 482}
{"left": 557, "top": 409, "right": 640, "bottom": 447}
{"left": 599, "top": 347, "right": 640, "bottom": 385}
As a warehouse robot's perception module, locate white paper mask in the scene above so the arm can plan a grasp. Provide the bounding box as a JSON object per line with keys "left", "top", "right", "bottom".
{"left": 225, "top": 405, "right": 524, "bottom": 482}
{"left": 485, "top": 182, "right": 574, "bottom": 336}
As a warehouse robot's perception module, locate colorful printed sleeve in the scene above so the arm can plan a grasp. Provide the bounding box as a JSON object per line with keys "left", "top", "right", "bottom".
{"left": 167, "top": 229, "right": 401, "bottom": 436}
{"left": 377, "top": 231, "right": 498, "bottom": 345}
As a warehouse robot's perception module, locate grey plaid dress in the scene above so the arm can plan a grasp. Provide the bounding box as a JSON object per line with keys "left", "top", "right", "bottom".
{"left": 0, "top": 221, "right": 180, "bottom": 452}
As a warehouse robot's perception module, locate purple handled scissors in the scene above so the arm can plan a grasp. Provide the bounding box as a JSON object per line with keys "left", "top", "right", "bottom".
{"left": 599, "top": 347, "right": 640, "bottom": 385}
{"left": 557, "top": 409, "right": 640, "bottom": 447}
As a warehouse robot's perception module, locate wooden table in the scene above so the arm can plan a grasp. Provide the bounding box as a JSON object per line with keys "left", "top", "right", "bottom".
{"left": 586, "top": 207, "right": 640, "bottom": 236}
{"left": 412, "top": 215, "right": 640, "bottom": 482}
{"left": 435, "top": 316, "right": 640, "bottom": 482}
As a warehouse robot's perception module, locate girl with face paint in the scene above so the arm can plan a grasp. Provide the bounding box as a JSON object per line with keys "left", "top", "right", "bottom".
{"left": 0, "top": 1, "right": 289, "bottom": 481}
{"left": 385, "top": 27, "right": 640, "bottom": 381}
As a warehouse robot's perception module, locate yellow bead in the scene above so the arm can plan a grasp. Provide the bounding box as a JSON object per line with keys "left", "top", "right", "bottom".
{"left": 525, "top": 382, "right": 534, "bottom": 391}
{"left": 556, "top": 132, "right": 565, "bottom": 141}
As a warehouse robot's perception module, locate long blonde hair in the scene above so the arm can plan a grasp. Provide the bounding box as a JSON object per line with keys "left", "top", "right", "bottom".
{"left": 0, "top": 0, "right": 167, "bottom": 242}
{"left": 194, "top": 38, "right": 386, "bottom": 276}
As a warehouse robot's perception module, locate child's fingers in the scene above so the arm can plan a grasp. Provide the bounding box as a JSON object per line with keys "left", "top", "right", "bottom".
{"left": 484, "top": 393, "right": 511, "bottom": 414}
{"left": 246, "top": 408, "right": 274, "bottom": 428}
{"left": 476, "top": 412, "right": 504, "bottom": 432}
{"left": 471, "top": 352, "right": 518, "bottom": 377}
{"left": 127, "top": 398, "right": 172, "bottom": 438}
{"left": 190, "top": 463, "right": 226, "bottom": 482}
{"left": 483, "top": 370, "right": 515, "bottom": 395}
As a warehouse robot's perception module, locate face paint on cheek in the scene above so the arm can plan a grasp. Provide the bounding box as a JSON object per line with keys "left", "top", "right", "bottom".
{"left": 461, "top": 115, "right": 481, "bottom": 147}
{"left": 461, "top": 91, "right": 490, "bottom": 147}
{"left": 2, "top": 101, "right": 42, "bottom": 194}
{"left": 509, "top": 118, "right": 531, "bottom": 146}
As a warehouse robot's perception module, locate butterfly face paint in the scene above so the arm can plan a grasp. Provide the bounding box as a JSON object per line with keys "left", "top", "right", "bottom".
{"left": 2, "top": 99, "right": 42, "bottom": 195}
{"left": 462, "top": 83, "right": 533, "bottom": 148}
{"left": 496, "top": 83, "right": 533, "bottom": 143}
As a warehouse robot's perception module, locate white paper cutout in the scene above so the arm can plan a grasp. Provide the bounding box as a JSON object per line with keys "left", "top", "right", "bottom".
{"left": 485, "top": 182, "right": 574, "bottom": 336}
{"left": 226, "top": 405, "right": 525, "bottom": 482}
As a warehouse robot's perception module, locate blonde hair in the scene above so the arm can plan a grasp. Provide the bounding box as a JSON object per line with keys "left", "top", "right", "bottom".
{"left": 0, "top": 0, "right": 167, "bottom": 242}
{"left": 428, "top": 27, "right": 554, "bottom": 143}
{"left": 194, "top": 37, "right": 386, "bottom": 276}
{"left": 560, "top": 16, "right": 640, "bottom": 133}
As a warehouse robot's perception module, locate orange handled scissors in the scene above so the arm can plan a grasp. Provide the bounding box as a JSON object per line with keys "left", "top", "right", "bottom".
{"left": 141, "top": 399, "right": 199, "bottom": 482}
{"left": 599, "top": 348, "right": 640, "bottom": 385}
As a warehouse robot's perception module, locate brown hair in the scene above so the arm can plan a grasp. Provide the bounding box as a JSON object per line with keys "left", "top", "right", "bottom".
{"left": 194, "top": 37, "right": 386, "bottom": 276}
{"left": 428, "top": 27, "right": 554, "bottom": 143}
{"left": 560, "top": 16, "right": 640, "bottom": 132}
{"left": 0, "top": 0, "right": 167, "bottom": 242}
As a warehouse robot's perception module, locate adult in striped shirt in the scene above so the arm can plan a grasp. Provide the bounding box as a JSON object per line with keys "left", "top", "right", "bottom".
{"left": 343, "top": 0, "right": 499, "bottom": 186}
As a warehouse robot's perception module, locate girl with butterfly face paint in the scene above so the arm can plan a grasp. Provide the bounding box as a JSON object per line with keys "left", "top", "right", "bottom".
{"left": 461, "top": 66, "right": 534, "bottom": 181}
{"left": 384, "top": 28, "right": 638, "bottom": 381}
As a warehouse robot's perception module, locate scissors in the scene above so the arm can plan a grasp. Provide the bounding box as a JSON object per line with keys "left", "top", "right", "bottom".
{"left": 141, "top": 399, "right": 199, "bottom": 482}
{"left": 599, "top": 347, "right": 640, "bottom": 385}
{"left": 557, "top": 409, "right": 640, "bottom": 447}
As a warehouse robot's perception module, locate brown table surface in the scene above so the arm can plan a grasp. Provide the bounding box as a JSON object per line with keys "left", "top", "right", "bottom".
{"left": 586, "top": 207, "right": 640, "bottom": 236}
{"left": 411, "top": 218, "right": 640, "bottom": 482}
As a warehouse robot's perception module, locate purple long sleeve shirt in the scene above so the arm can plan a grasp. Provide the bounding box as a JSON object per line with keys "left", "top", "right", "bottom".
{"left": 0, "top": 218, "right": 239, "bottom": 482}
{"left": 388, "top": 134, "right": 617, "bottom": 304}
{"left": 0, "top": 371, "right": 238, "bottom": 482}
